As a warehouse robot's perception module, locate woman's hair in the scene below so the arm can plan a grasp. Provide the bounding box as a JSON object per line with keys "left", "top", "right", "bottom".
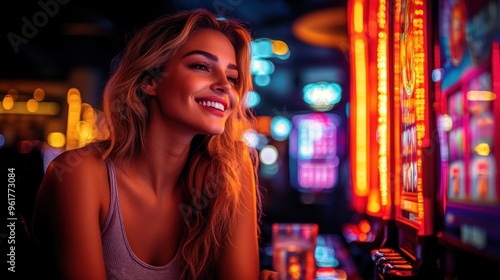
{"left": 96, "top": 8, "right": 260, "bottom": 279}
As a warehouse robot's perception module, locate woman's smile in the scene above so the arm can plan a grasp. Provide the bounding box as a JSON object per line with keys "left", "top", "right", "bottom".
{"left": 196, "top": 96, "right": 229, "bottom": 117}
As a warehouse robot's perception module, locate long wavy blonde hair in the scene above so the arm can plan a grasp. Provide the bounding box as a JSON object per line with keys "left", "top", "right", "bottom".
{"left": 95, "top": 8, "right": 261, "bottom": 279}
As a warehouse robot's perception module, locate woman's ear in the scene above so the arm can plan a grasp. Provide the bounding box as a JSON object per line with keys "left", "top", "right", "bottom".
{"left": 140, "top": 78, "right": 158, "bottom": 97}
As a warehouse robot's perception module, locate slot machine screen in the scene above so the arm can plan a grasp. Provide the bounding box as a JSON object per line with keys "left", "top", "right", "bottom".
{"left": 395, "top": 0, "right": 432, "bottom": 232}
{"left": 289, "top": 113, "right": 341, "bottom": 193}
{"left": 437, "top": 0, "right": 500, "bottom": 261}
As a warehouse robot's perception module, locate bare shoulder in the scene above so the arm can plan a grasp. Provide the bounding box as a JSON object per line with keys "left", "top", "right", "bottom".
{"left": 33, "top": 145, "right": 109, "bottom": 240}
{"left": 44, "top": 145, "right": 107, "bottom": 183}
{"left": 38, "top": 145, "right": 110, "bottom": 204}
{"left": 32, "top": 145, "right": 110, "bottom": 278}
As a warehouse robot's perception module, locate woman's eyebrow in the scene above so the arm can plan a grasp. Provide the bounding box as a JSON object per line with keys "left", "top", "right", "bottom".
{"left": 182, "top": 50, "right": 238, "bottom": 70}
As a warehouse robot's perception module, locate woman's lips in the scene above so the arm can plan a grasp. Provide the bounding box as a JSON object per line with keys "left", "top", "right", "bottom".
{"left": 195, "top": 96, "right": 229, "bottom": 117}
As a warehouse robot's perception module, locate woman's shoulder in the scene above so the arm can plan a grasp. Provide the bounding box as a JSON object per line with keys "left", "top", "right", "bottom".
{"left": 33, "top": 144, "right": 111, "bottom": 247}
{"left": 44, "top": 144, "right": 108, "bottom": 186}
{"left": 36, "top": 144, "right": 110, "bottom": 219}
{"left": 52, "top": 143, "right": 105, "bottom": 165}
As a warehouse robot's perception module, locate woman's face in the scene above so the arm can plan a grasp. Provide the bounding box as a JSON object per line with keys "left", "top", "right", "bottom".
{"left": 150, "top": 28, "right": 240, "bottom": 136}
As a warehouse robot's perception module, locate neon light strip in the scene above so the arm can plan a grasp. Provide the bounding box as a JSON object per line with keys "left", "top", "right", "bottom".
{"left": 377, "top": 0, "right": 389, "bottom": 207}
{"left": 354, "top": 37, "right": 369, "bottom": 196}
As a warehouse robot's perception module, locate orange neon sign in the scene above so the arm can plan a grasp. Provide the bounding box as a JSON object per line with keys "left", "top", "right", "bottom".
{"left": 349, "top": 0, "right": 369, "bottom": 202}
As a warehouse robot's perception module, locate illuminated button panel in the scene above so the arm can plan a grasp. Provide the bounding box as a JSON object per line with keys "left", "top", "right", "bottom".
{"left": 371, "top": 248, "right": 413, "bottom": 277}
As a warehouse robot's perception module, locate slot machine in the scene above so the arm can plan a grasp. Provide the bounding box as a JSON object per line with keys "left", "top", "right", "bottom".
{"left": 345, "top": 1, "right": 397, "bottom": 278}
{"left": 370, "top": 0, "right": 443, "bottom": 278}
{"left": 345, "top": 0, "right": 395, "bottom": 250}
{"left": 435, "top": 0, "right": 500, "bottom": 277}
{"left": 288, "top": 112, "right": 365, "bottom": 279}
{"left": 289, "top": 113, "right": 342, "bottom": 194}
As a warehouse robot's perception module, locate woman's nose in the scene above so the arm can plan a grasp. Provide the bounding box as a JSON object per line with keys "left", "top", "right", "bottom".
{"left": 211, "top": 73, "right": 231, "bottom": 94}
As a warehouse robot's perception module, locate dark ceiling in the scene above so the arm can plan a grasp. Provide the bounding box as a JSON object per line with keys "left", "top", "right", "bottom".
{"left": 1, "top": 0, "right": 349, "bottom": 116}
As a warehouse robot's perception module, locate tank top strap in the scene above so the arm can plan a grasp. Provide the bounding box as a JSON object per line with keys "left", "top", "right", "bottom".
{"left": 101, "top": 159, "right": 118, "bottom": 232}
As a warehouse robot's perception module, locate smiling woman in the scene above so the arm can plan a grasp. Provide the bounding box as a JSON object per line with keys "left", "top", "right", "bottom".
{"left": 142, "top": 29, "right": 241, "bottom": 135}
{"left": 31, "top": 8, "right": 277, "bottom": 280}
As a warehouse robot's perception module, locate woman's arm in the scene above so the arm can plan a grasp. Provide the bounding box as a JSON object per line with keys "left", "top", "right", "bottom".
{"left": 32, "top": 148, "right": 108, "bottom": 280}
{"left": 219, "top": 149, "right": 260, "bottom": 280}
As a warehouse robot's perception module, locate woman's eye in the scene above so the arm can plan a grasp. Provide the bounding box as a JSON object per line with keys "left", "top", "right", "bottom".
{"left": 228, "top": 77, "right": 240, "bottom": 85}
{"left": 191, "top": 63, "right": 209, "bottom": 70}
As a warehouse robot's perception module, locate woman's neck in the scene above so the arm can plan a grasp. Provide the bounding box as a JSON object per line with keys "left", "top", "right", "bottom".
{"left": 124, "top": 121, "right": 193, "bottom": 199}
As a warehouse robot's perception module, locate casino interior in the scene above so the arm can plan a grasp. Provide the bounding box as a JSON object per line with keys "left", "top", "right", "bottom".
{"left": 1, "top": 0, "right": 499, "bottom": 279}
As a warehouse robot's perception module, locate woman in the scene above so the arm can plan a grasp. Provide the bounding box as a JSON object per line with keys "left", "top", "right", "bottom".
{"left": 32, "top": 8, "right": 276, "bottom": 280}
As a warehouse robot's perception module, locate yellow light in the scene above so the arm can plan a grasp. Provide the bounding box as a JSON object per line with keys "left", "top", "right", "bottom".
{"left": 47, "top": 132, "right": 66, "bottom": 148}
{"left": 475, "top": 143, "right": 491, "bottom": 156}
{"left": 353, "top": 2, "right": 364, "bottom": 33}
{"left": 272, "top": 40, "right": 289, "bottom": 56}
{"left": 288, "top": 261, "right": 301, "bottom": 279}
{"left": 66, "top": 88, "right": 82, "bottom": 150}
{"left": 353, "top": 37, "right": 368, "bottom": 196}
{"left": 81, "top": 103, "right": 91, "bottom": 114}
{"left": 67, "top": 88, "right": 81, "bottom": 104}
{"left": 33, "top": 88, "right": 45, "bottom": 101}
{"left": 367, "top": 187, "right": 381, "bottom": 214}
{"left": 442, "top": 114, "right": 453, "bottom": 131}
{"left": 467, "top": 90, "right": 496, "bottom": 101}
{"left": 27, "top": 99, "right": 39, "bottom": 112}
{"left": 0, "top": 101, "right": 60, "bottom": 115}
{"left": 75, "top": 121, "right": 94, "bottom": 145}
{"left": 376, "top": 10, "right": 389, "bottom": 206}
{"left": 83, "top": 106, "right": 97, "bottom": 123}
{"left": 3, "top": 95, "right": 14, "bottom": 110}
